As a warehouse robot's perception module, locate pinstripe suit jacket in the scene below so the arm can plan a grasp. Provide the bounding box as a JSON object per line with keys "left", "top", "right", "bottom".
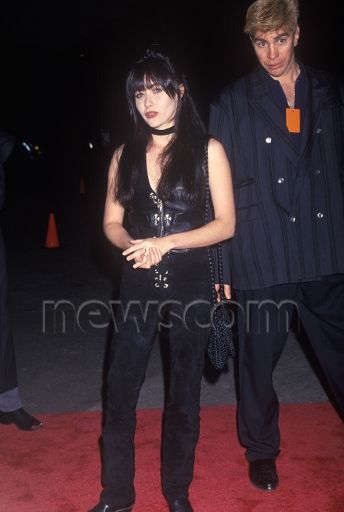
{"left": 209, "top": 64, "right": 344, "bottom": 290}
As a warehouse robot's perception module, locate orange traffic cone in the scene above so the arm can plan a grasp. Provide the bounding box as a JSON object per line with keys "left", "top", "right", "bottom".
{"left": 45, "top": 213, "right": 60, "bottom": 248}
{"left": 80, "top": 177, "right": 86, "bottom": 194}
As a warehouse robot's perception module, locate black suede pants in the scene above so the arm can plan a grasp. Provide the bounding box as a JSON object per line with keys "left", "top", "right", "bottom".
{"left": 235, "top": 274, "right": 344, "bottom": 462}
{"left": 100, "top": 249, "right": 212, "bottom": 507}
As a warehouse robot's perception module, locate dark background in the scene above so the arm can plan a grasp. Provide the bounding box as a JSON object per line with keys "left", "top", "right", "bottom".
{"left": 0, "top": 0, "right": 343, "bottom": 233}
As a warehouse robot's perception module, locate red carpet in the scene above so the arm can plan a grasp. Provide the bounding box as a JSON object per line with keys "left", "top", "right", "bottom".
{"left": 0, "top": 404, "right": 343, "bottom": 512}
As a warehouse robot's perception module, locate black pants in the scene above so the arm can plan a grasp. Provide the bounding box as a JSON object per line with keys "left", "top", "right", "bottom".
{"left": 100, "top": 249, "right": 212, "bottom": 506}
{"left": 0, "top": 227, "right": 18, "bottom": 395}
{"left": 235, "top": 274, "right": 344, "bottom": 462}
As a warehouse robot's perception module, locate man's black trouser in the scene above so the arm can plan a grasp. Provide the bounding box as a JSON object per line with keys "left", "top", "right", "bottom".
{"left": 0, "top": 227, "right": 18, "bottom": 396}
{"left": 235, "top": 274, "right": 344, "bottom": 462}
{"left": 100, "top": 249, "right": 212, "bottom": 507}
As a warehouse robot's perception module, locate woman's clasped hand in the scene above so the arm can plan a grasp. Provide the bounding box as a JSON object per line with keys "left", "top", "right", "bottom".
{"left": 123, "top": 236, "right": 173, "bottom": 268}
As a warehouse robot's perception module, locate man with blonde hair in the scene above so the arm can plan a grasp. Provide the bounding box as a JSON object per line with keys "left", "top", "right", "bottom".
{"left": 210, "top": 0, "right": 344, "bottom": 491}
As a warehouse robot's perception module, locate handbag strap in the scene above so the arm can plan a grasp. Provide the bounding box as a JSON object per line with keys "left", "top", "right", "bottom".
{"left": 203, "top": 139, "right": 226, "bottom": 304}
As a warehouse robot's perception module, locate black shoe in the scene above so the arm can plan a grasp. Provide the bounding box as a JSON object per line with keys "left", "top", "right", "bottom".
{"left": 249, "top": 459, "right": 279, "bottom": 491}
{"left": 0, "top": 408, "right": 43, "bottom": 431}
{"left": 88, "top": 502, "right": 134, "bottom": 512}
{"left": 167, "top": 498, "right": 193, "bottom": 512}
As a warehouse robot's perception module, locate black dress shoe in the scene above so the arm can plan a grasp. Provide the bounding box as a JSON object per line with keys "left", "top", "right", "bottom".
{"left": 167, "top": 498, "right": 193, "bottom": 512}
{"left": 0, "top": 408, "right": 43, "bottom": 431}
{"left": 249, "top": 459, "right": 279, "bottom": 491}
{"left": 88, "top": 502, "right": 134, "bottom": 512}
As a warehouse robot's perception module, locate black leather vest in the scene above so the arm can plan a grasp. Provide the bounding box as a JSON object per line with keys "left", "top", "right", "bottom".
{"left": 127, "top": 152, "right": 205, "bottom": 245}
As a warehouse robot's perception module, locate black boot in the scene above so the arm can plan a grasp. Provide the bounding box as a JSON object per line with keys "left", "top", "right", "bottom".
{"left": 0, "top": 408, "right": 43, "bottom": 431}
{"left": 167, "top": 498, "right": 193, "bottom": 512}
{"left": 249, "top": 459, "right": 279, "bottom": 491}
{"left": 88, "top": 502, "right": 135, "bottom": 512}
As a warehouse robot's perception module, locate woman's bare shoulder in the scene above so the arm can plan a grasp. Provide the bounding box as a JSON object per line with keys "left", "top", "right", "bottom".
{"left": 207, "top": 137, "right": 227, "bottom": 159}
{"left": 109, "top": 144, "right": 125, "bottom": 175}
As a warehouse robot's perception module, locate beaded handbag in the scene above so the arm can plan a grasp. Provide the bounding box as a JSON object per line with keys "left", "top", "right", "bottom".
{"left": 203, "top": 140, "right": 235, "bottom": 370}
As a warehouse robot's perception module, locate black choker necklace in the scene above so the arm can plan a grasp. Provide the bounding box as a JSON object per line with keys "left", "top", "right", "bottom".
{"left": 150, "top": 125, "right": 175, "bottom": 136}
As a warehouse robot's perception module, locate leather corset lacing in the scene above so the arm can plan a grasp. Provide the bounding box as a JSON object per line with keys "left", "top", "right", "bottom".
{"left": 126, "top": 153, "right": 205, "bottom": 288}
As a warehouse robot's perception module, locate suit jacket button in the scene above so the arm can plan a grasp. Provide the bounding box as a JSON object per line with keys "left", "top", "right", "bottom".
{"left": 317, "top": 212, "right": 324, "bottom": 219}
{"left": 277, "top": 177, "right": 285, "bottom": 184}
{"left": 265, "top": 137, "right": 272, "bottom": 143}
{"left": 290, "top": 216, "right": 296, "bottom": 223}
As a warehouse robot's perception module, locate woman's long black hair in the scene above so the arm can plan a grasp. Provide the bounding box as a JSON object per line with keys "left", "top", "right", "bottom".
{"left": 115, "top": 49, "right": 206, "bottom": 207}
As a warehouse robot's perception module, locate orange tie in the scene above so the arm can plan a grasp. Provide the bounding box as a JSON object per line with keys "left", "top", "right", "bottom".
{"left": 286, "top": 108, "right": 301, "bottom": 133}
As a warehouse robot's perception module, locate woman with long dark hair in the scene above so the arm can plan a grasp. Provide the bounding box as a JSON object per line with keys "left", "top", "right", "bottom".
{"left": 89, "top": 50, "right": 235, "bottom": 512}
